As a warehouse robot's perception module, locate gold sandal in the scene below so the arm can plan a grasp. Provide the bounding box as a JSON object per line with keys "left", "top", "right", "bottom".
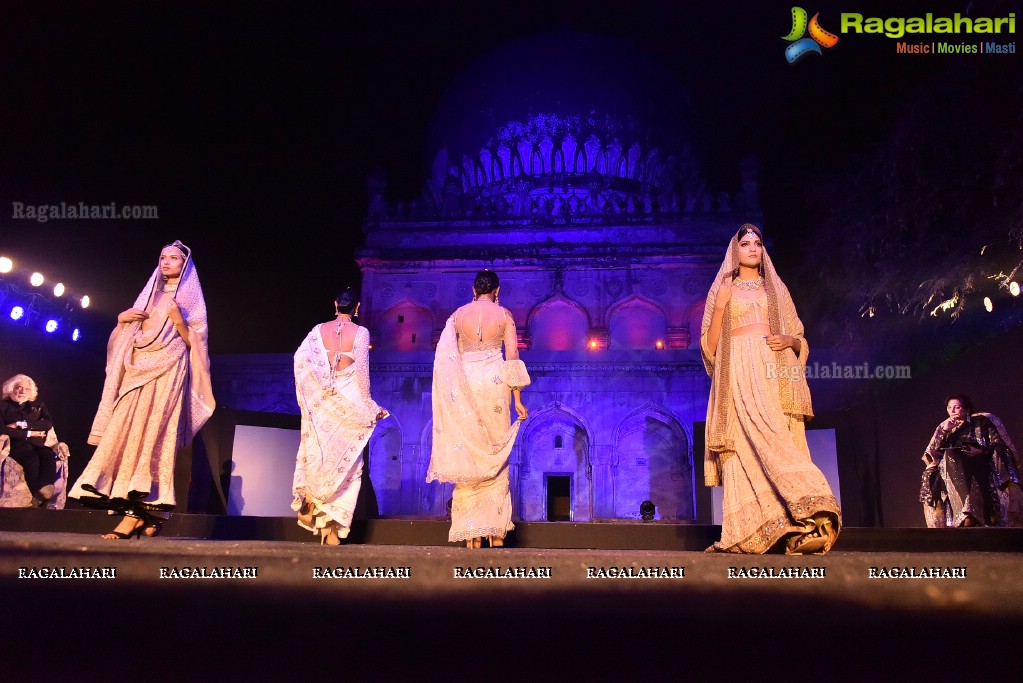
{"left": 321, "top": 523, "right": 341, "bottom": 546}
{"left": 785, "top": 514, "right": 838, "bottom": 555}
{"left": 297, "top": 498, "right": 315, "bottom": 528}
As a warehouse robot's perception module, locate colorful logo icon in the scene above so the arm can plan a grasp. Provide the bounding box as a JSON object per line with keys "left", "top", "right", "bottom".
{"left": 783, "top": 7, "right": 839, "bottom": 63}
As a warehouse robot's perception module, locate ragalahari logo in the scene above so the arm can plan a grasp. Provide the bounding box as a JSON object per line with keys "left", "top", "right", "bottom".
{"left": 783, "top": 7, "right": 839, "bottom": 63}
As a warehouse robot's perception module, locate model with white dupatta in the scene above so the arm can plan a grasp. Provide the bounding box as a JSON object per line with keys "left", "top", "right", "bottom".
{"left": 427, "top": 270, "right": 530, "bottom": 548}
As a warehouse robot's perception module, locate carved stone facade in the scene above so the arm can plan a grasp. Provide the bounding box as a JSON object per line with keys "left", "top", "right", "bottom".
{"left": 213, "top": 32, "right": 763, "bottom": 522}
{"left": 354, "top": 207, "right": 751, "bottom": 522}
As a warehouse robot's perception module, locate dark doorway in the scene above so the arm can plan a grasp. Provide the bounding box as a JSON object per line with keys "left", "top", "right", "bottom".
{"left": 545, "top": 474, "right": 572, "bottom": 521}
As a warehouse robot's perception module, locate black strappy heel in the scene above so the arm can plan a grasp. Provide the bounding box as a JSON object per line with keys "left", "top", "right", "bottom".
{"left": 141, "top": 518, "right": 164, "bottom": 537}
{"left": 101, "top": 514, "right": 144, "bottom": 540}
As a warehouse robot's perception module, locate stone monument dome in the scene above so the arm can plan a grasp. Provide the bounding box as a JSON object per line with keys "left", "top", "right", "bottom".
{"left": 426, "top": 30, "right": 697, "bottom": 174}
{"left": 363, "top": 30, "right": 753, "bottom": 222}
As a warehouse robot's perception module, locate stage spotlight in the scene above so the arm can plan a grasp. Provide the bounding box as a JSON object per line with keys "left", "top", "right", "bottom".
{"left": 984, "top": 297, "right": 993, "bottom": 312}
{"left": 72, "top": 328, "right": 81, "bottom": 342}
{"left": 588, "top": 338, "right": 598, "bottom": 350}
{"left": 1011, "top": 282, "right": 1020, "bottom": 297}
{"left": 655, "top": 340, "right": 664, "bottom": 350}
{"left": 0, "top": 257, "right": 12, "bottom": 273}
{"left": 80, "top": 295, "right": 90, "bottom": 309}
{"left": 639, "top": 500, "right": 655, "bottom": 521}
{"left": 53, "top": 282, "right": 65, "bottom": 297}
{"left": 30, "top": 272, "right": 44, "bottom": 287}
{"left": 45, "top": 319, "right": 59, "bottom": 333}
{"left": 10, "top": 306, "right": 25, "bottom": 321}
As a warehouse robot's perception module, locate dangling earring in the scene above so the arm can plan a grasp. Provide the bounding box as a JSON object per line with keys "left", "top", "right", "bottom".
{"left": 472, "top": 293, "right": 478, "bottom": 302}
{"left": 495, "top": 293, "right": 500, "bottom": 306}
{"left": 759, "top": 263, "right": 765, "bottom": 278}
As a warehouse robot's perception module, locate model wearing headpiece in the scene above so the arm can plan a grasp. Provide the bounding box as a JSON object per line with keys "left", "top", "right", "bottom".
{"left": 701, "top": 224, "right": 840, "bottom": 553}
{"left": 69, "top": 240, "right": 215, "bottom": 539}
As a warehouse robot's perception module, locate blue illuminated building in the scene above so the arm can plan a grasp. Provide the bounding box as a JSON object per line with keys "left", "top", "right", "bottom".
{"left": 216, "top": 33, "right": 760, "bottom": 522}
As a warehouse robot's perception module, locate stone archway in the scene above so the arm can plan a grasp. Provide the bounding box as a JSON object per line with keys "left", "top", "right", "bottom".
{"left": 368, "top": 416, "right": 403, "bottom": 515}
{"left": 418, "top": 418, "right": 453, "bottom": 517}
{"left": 517, "top": 403, "right": 592, "bottom": 522}
{"left": 611, "top": 404, "right": 693, "bottom": 520}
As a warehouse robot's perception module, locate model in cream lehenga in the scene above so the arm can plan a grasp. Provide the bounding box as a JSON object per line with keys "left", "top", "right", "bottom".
{"left": 70, "top": 240, "right": 215, "bottom": 539}
{"left": 701, "top": 224, "right": 840, "bottom": 554}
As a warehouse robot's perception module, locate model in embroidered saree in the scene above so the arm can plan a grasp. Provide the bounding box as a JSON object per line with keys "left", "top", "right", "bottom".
{"left": 70, "top": 240, "right": 214, "bottom": 539}
{"left": 427, "top": 271, "right": 529, "bottom": 548}
{"left": 292, "top": 287, "right": 386, "bottom": 545}
{"left": 701, "top": 224, "right": 840, "bottom": 554}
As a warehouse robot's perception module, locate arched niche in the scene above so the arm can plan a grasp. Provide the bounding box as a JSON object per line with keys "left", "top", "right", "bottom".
{"left": 368, "top": 416, "right": 403, "bottom": 515}
{"left": 611, "top": 404, "right": 693, "bottom": 520}
{"left": 374, "top": 298, "right": 435, "bottom": 352}
{"left": 607, "top": 295, "right": 667, "bottom": 350}
{"left": 517, "top": 403, "right": 592, "bottom": 522}
{"left": 419, "top": 418, "right": 453, "bottom": 517}
{"left": 526, "top": 295, "right": 590, "bottom": 351}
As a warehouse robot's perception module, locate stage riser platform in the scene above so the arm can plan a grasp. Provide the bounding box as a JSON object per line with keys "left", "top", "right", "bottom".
{"left": 2, "top": 508, "right": 1022, "bottom": 552}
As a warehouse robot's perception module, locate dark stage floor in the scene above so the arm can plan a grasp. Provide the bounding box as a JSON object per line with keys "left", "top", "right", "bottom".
{"left": 2, "top": 513, "right": 1022, "bottom": 681}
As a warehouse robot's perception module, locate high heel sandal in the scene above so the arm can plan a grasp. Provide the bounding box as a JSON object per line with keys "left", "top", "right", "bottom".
{"left": 297, "top": 499, "right": 315, "bottom": 528}
{"left": 785, "top": 514, "right": 838, "bottom": 555}
{"left": 141, "top": 519, "right": 164, "bottom": 538}
{"left": 321, "top": 524, "right": 341, "bottom": 546}
{"left": 488, "top": 535, "right": 504, "bottom": 548}
{"left": 465, "top": 537, "right": 481, "bottom": 548}
{"left": 101, "top": 515, "right": 144, "bottom": 540}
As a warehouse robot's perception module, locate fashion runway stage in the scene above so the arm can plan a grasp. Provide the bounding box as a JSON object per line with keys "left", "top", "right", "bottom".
{"left": 2, "top": 511, "right": 1021, "bottom": 681}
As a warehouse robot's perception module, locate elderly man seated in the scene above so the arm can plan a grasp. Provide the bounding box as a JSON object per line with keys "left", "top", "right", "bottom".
{"left": 1, "top": 374, "right": 69, "bottom": 508}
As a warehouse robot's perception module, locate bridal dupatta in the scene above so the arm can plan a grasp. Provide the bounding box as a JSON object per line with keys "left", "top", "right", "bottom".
{"left": 88, "top": 241, "right": 214, "bottom": 448}
{"left": 700, "top": 231, "right": 812, "bottom": 486}
{"left": 71, "top": 240, "right": 214, "bottom": 511}
{"left": 699, "top": 225, "right": 839, "bottom": 553}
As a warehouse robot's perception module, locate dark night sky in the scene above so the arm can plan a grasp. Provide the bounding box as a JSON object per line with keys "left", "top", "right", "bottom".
{"left": 0, "top": 0, "right": 1016, "bottom": 353}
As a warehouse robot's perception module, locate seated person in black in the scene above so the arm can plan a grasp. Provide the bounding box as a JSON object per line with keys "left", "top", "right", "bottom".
{"left": 1, "top": 374, "right": 57, "bottom": 505}
{"left": 920, "top": 394, "right": 1018, "bottom": 527}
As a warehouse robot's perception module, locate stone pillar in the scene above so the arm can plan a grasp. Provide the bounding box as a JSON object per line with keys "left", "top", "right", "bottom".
{"left": 400, "top": 444, "right": 418, "bottom": 514}
{"left": 591, "top": 444, "right": 615, "bottom": 519}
